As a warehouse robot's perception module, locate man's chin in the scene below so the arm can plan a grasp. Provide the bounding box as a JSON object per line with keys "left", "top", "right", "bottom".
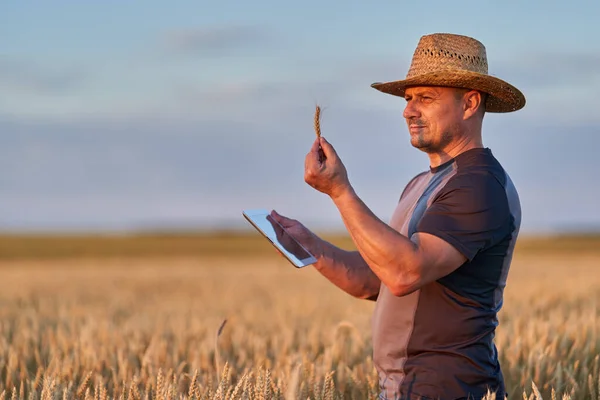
{"left": 411, "top": 141, "right": 439, "bottom": 155}
{"left": 410, "top": 137, "right": 430, "bottom": 150}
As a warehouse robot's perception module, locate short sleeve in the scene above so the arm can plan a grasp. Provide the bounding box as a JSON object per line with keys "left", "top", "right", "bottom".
{"left": 399, "top": 171, "right": 429, "bottom": 202}
{"left": 416, "top": 171, "right": 512, "bottom": 261}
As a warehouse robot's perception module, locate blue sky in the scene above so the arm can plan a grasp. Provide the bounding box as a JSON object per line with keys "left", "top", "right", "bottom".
{"left": 1, "top": 1, "right": 599, "bottom": 234}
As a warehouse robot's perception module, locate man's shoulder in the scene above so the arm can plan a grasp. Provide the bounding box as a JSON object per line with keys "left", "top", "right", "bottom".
{"left": 406, "top": 170, "right": 430, "bottom": 186}
{"left": 451, "top": 148, "right": 512, "bottom": 189}
{"left": 438, "top": 167, "right": 510, "bottom": 211}
{"left": 399, "top": 170, "right": 430, "bottom": 201}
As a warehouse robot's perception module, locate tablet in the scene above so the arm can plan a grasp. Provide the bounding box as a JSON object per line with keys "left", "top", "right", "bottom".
{"left": 242, "top": 209, "right": 317, "bottom": 268}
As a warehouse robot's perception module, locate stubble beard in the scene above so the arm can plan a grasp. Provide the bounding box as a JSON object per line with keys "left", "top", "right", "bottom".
{"left": 409, "top": 119, "right": 457, "bottom": 154}
{"left": 410, "top": 126, "right": 454, "bottom": 153}
{"left": 414, "top": 131, "right": 454, "bottom": 153}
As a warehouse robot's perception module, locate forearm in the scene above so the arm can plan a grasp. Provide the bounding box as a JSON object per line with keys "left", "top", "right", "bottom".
{"left": 331, "top": 187, "right": 420, "bottom": 291}
{"left": 313, "top": 237, "right": 381, "bottom": 300}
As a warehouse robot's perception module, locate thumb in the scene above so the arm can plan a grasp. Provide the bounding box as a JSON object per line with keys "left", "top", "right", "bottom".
{"left": 271, "top": 210, "right": 300, "bottom": 230}
{"left": 271, "top": 210, "right": 291, "bottom": 225}
{"left": 270, "top": 209, "right": 282, "bottom": 221}
{"left": 319, "top": 137, "right": 338, "bottom": 159}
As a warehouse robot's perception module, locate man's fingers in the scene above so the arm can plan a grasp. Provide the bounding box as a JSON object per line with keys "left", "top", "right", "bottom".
{"left": 307, "top": 138, "right": 323, "bottom": 165}
{"left": 271, "top": 210, "right": 286, "bottom": 224}
{"left": 318, "top": 137, "right": 337, "bottom": 159}
{"left": 305, "top": 140, "right": 322, "bottom": 178}
{"left": 311, "top": 138, "right": 321, "bottom": 153}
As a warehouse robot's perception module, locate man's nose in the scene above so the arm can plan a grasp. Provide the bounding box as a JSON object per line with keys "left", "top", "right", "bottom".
{"left": 403, "top": 101, "right": 420, "bottom": 119}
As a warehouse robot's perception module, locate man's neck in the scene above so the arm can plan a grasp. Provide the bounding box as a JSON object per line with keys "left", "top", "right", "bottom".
{"left": 427, "top": 137, "right": 484, "bottom": 168}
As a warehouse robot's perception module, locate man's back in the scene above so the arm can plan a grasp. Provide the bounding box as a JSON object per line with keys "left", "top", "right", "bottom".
{"left": 372, "top": 147, "right": 521, "bottom": 399}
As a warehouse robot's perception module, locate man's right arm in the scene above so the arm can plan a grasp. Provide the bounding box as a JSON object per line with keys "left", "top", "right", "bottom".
{"left": 268, "top": 210, "right": 380, "bottom": 300}
{"left": 312, "top": 238, "right": 381, "bottom": 301}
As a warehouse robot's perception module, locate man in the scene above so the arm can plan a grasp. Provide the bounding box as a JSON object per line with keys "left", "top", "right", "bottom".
{"left": 271, "top": 33, "right": 524, "bottom": 399}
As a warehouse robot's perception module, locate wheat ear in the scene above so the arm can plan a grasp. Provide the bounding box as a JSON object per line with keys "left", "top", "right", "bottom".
{"left": 215, "top": 319, "right": 228, "bottom": 379}
{"left": 314, "top": 105, "right": 321, "bottom": 138}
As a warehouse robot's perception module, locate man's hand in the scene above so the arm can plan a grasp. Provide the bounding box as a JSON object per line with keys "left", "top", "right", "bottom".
{"left": 267, "top": 214, "right": 309, "bottom": 256}
{"left": 269, "top": 210, "right": 322, "bottom": 258}
{"left": 304, "top": 137, "right": 351, "bottom": 199}
{"left": 271, "top": 209, "right": 381, "bottom": 300}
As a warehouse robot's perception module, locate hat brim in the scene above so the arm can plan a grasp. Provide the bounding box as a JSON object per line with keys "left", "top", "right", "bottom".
{"left": 370, "top": 70, "right": 525, "bottom": 113}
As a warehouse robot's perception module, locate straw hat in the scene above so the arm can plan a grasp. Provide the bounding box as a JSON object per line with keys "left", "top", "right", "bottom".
{"left": 370, "top": 33, "right": 525, "bottom": 113}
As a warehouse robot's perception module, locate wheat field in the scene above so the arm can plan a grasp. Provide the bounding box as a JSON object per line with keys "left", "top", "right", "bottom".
{"left": 0, "top": 235, "right": 599, "bottom": 400}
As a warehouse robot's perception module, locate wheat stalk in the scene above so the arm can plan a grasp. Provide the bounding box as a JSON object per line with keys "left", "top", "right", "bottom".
{"left": 284, "top": 364, "right": 301, "bottom": 400}
{"left": 215, "top": 319, "right": 228, "bottom": 381}
{"left": 76, "top": 372, "right": 92, "bottom": 399}
{"left": 3, "top": 251, "right": 600, "bottom": 399}
{"left": 314, "top": 105, "right": 321, "bottom": 138}
{"left": 228, "top": 371, "right": 248, "bottom": 400}
{"left": 156, "top": 369, "right": 164, "bottom": 400}
{"left": 188, "top": 370, "right": 198, "bottom": 400}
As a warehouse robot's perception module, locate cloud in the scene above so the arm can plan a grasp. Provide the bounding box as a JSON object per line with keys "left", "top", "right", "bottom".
{"left": 161, "top": 25, "right": 270, "bottom": 57}
{"left": 0, "top": 56, "right": 86, "bottom": 95}
{"left": 2, "top": 103, "right": 599, "bottom": 234}
{"left": 0, "top": 107, "right": 412, "bottom": 232}
{"left": 168, "top": 56, "right": 412, "bottom": 124}
{"left": 176, "top": 80, "right": 354, "bottom": 118}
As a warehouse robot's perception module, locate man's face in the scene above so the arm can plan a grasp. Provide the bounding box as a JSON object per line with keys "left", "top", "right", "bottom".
{"left": 403, "top": 86, "right": 467, "bottom": 153}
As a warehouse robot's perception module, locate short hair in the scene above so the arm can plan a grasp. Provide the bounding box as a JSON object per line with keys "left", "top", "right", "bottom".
{"left": 453, "top": 88, "right": 487, "bottom": 115}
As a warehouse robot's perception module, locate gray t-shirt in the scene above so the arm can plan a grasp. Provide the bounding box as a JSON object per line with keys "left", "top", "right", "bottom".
{"left": 372, "top": 147, "right": 521, "bottom": 400}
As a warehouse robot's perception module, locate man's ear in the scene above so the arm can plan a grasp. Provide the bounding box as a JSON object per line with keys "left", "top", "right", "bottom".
{"left": 463, "top": 90, "right": 484, "bottom": 120}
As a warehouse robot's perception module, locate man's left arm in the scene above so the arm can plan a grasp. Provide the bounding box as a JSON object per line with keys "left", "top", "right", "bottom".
{"left": 331, "top": 188, "right": 467, "bottom": 297}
